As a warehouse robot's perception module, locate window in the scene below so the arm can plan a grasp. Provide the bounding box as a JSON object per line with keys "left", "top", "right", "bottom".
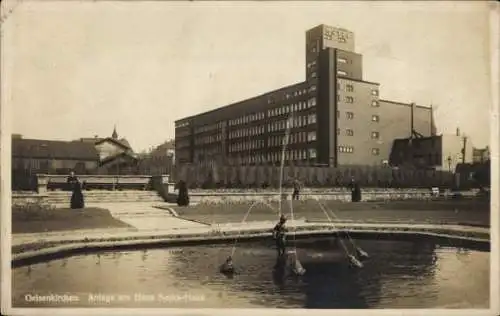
{"left": 372, "top": 115, "right": 380, "bottom": 122}
{"left": 346, "top": 112, "right": 354, "bottom": 120}
{"left": 308, "top": 131, "right": 317, "bottom": 141}
{"left": 371, "top": 100, "right": 379, "bottom": 107}
{"left": 337, "top": 70, "right": 347, "bottom": 76}
{"left": 309, "top": 85, "right": 317, "bottom": 92}
{"left": 346, "top": 84, "right": 354, "bottom": 92}
{"left": 308, "top": 97, "right": 317, "bottom": 107}
{"left": 372, "top": 148, "right": 380, "bottom": 156}
{"left": 337, "top": 94, "right": 341, "bottom": 102}
{"left": 337, "top": 110, "right": 340, "bottom": 118}
{"left": 311, "top": 72, "right": 317, "bottom": 78}
{"left": 337, "top": 58, "right": 347, "bottom": 64}
{"left": 345, "top": 96, "right": 354, "bottom": 103}
{"left": 309, "top": 148, "right": 317, "bottom": 158}
{"left": 308, "top": 114, "right": 317, "bottom": 124}
{"left": 371, "top": 89, "right": 379, "bottom": 96}
{"left": 371, "top": 131, "right": 380, "bottom": 139}
{"left": 346, "top": 129, "right": 354, "bottom": 136}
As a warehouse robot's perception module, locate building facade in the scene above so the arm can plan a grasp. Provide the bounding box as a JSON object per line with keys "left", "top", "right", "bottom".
{"left": 175, "top": 25, "right": 435, "bottom": 167}
{"left": 472, "top": 146, "right": 490, "bottom": 163}
{"left": 389, "top": 134, "right": 473, "bottom": 171}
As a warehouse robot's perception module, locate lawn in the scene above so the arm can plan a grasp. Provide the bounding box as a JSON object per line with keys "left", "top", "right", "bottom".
{"left": 171, "top": 198, "right": 490, "bottom": 226}
{"left": 12, "top": 204, "right": 132, "bottom": 234}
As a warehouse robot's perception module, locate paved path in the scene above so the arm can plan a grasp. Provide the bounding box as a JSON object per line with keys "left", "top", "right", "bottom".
{"left": 91, "top": 202, "right": 206, "bottom": 231}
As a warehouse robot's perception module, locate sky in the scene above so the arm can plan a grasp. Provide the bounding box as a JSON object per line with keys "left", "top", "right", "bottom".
{"left": 3, "top": 0, "right": 494, "bottom": 152}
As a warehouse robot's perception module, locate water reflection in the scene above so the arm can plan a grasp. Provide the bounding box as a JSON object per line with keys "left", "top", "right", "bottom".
{"left": 12, "top": 238, "right": 489, "bottom": 309}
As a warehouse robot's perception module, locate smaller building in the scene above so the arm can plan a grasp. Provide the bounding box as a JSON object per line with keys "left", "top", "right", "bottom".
{"left": 92, "top": 127, "right": 138, "bottom": 174}
{"left": 12, "top": 136, "right": 100, "bottom": 174}
{"left": 12, "top": 135, "right": 100, "bottom": 190}
{"left": 472, "top": 146, "right": 490, "bottom": 163}
{"left": 389, "top": 133, "right": 473, "bottom": 172}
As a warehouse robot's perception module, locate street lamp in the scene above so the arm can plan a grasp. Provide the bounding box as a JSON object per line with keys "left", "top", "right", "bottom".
{"left": 447, "top": 156, "right": 452, "bottom": 173}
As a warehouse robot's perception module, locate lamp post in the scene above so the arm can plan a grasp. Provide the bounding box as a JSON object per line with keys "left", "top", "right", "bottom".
{"left": 447, "top": 156, "right": 452, "bottom": 173}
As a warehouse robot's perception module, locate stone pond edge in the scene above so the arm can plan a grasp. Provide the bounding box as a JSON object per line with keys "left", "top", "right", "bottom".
{"left": 11, "top": 225, "right": 490, "bottom": 267}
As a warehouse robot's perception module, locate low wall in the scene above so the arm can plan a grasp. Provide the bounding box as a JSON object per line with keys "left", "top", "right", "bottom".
{"left": 168, "top": 188, "right": 470, "bottom": 205}
{"left": 12, "top": 187, "right": 473, "bottom": 207}
{"left": 12, "top": 193, "right": 49, "bottom": 208}
{"left": 36, "top": 174, "right": 171, "bottom": 192}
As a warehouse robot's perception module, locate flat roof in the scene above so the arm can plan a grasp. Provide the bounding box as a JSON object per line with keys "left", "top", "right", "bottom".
{"left": 379, "top": 99, "right": 432, "bottom": 109}
{"left": 175, "top": 81, "right": 308, "bottom": 123}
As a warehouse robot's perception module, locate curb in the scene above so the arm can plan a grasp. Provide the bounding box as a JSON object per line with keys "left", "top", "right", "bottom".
{"left": 12, "top": 225, "right": 490, "bottom": 267}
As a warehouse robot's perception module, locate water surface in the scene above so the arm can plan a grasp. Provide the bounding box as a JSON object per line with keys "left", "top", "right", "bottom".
{"left": 12, "top": 238, "right": 489, "bottom": 309}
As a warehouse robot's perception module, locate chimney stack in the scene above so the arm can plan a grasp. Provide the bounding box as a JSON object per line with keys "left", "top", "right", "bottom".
{"left": 456, "top": 128, "right": 460, "bottom": 136}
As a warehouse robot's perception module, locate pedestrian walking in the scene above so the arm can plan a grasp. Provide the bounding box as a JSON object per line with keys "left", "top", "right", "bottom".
{"left": 292, "top": 178, "right": 301, "bottom": 200}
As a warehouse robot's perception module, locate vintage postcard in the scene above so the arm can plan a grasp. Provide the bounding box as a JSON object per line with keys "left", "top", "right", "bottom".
{"left": 1, "top": 0, "right": 499, "bottom": 315}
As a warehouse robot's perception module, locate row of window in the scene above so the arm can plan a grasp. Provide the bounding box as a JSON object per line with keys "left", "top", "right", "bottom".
{"left": 267, "top": 86, "right": 314, "bottom": 105}
{"left": 229, "top": 139, "right": 265, "bottom": 153}
{"left": 194, "top": 148, "right": 222, "bottom": 160}
{"left": 194, "top": 134, "right": 223, "bottom": 146}
{"left": 336, "top": 95, "right": 380, "bottom": 107}
{"left": 337, "top": 81, "right": 380, "bottom": 97}
{"left": 175, "top": 121, "right": 190, "bottom": 129}
{"left": 268, "top": 131, "right": 317, "bottom": 147}
{"left": 337, "top": 129, "right": 380, "bottom": 139}
{"left": 269, "top": 114, "right": 317, "bottom": 132}
{"left": 229, "top": 126, "right": 265, "bottom": 139}
{"left": 176, "top": 139, "right": 190, "bottom": 149}
{"left": 194, "top": 122, "right": 221, "bottom": 134}
{"left": 266, "top": 148, "right": 317, "bottom": 162}
{"left": 284, "top": 88, "right": 310, "bottom": 100}
{"left": 338, "top": 146, "right": 380, "bottom": 156}
{"left": 229, "top": 112, "right": 265, "bottom": 127}
{"left": 268, "top": 97, "right": 317, "bottom": 117}
{"left": 175, "top": 129, "right": 191, "bottom": 139}
{"left": 336, "top": 111, "right": 380, "bottom": 122}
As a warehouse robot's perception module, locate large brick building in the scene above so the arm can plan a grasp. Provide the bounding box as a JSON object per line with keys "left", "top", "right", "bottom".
{"left": 175, "top": 25, "right": 435, "bottom": 167}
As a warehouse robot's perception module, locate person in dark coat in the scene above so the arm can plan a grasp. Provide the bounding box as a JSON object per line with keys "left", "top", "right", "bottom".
{"left": 67, "top": 171, "right": 85, "bottom": 209}
{"left": 273, "top": 215, "right": 288, "bottom": 256}
{"left": 349, "top": 177, "right": 362, "bottom": 202}
{"left": 176, "top": 180, "right": 190, "bottom": 206}
{"left": 292, "top": 178, "right": 301, "bottom": 200}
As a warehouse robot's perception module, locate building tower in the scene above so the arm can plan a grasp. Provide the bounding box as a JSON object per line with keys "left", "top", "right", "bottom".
{"left": 112, "top": 125, "right": 118, "bottom": 139}
{"left": 305, "top": 25, "right": 373, "bottom": 167}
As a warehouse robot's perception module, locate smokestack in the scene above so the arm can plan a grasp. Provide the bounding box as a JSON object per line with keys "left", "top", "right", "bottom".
{"left": 456, "top": 128, "right": 460, "bottom": 136}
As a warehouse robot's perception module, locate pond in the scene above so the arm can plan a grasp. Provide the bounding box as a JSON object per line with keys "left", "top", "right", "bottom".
{"left": 12, "top": 238, "right": 489, "bottom": 309}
